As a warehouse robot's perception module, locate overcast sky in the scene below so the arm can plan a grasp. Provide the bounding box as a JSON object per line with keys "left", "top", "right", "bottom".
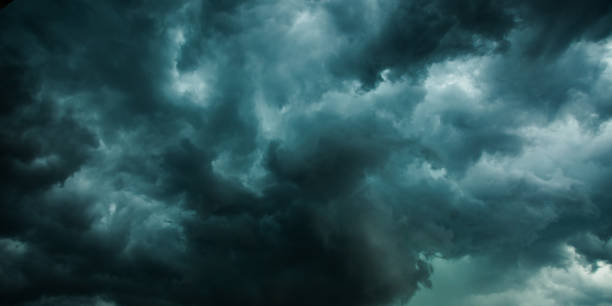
{"left": 1, "top": 1, "right": 612, "bottom": 305}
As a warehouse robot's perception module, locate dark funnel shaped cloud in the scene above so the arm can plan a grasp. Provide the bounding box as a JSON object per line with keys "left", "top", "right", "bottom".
{"left": 2, "top": 1, "right": 612, "bottom": 306}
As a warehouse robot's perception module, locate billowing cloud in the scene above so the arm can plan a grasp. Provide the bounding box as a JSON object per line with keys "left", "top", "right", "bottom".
{"left": 1, "top": 1, "right": 612, "bottom": 305}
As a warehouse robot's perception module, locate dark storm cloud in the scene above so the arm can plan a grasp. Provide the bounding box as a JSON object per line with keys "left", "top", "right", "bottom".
{"left": 2, "top": 1, "right": 612, "bottom": 306}
{"left": 325, "top": 0, "right": 514, "bottom": 88}
{"left": 326, "top": 0, "right": 612, "bottom": 89}
{"left": 518, "top": 0, "right": 612, "bottom": 57}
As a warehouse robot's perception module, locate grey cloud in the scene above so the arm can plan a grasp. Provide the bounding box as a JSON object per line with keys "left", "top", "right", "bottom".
{"left": 2, "top": 0, "right": 612, "bottom": 306}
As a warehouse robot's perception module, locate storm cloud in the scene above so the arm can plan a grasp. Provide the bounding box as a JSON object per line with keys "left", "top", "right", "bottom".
{"left": 1, "top": 1, "right": 612, "bottom": 305}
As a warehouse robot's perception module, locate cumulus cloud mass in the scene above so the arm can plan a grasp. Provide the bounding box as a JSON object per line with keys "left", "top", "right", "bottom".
{"left": 2, "top": 1, "right": 612, "bottom": 305}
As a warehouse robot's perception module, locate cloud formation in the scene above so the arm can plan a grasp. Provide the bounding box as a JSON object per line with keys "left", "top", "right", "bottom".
{"left": 1, "top": 1, "right": 612, "bottom": 305}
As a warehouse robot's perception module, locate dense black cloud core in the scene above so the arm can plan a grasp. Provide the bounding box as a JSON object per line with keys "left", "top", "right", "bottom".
{"left": 2, "top": 1, "right": 612, "bottom": 305}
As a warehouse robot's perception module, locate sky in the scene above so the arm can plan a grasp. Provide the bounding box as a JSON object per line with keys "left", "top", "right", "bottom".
{"left": 1, "top": 1, "right": 612, "bottom": 305}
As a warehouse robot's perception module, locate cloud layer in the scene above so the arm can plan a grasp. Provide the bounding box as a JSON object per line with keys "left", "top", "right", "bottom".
{"left": 1, "top": 1, "right": 612, "bottom": 305}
